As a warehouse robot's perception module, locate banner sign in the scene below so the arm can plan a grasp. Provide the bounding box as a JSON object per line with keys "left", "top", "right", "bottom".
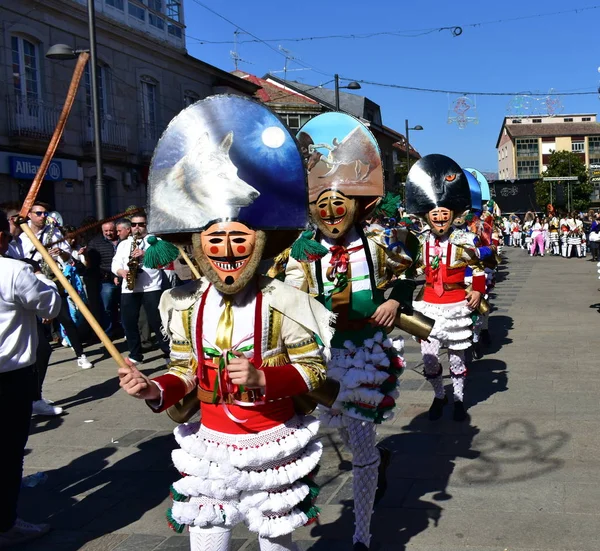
{"left": 9, "top": 156, "right": 63, "bottom": 181}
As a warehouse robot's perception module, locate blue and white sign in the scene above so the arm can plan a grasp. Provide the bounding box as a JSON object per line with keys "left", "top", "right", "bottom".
{"left": 9, "top": 156, "right": 63, "bottom": 181}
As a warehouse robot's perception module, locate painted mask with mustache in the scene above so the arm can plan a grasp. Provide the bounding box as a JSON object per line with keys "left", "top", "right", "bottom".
{"left": 425, "top": 207, "right": 456, "bottom": 237}
{"left": 193, "top": 221, "right": 266, "bottom": 295}
{"left": 310, "top": 190, "right": 358, "bottom": 240}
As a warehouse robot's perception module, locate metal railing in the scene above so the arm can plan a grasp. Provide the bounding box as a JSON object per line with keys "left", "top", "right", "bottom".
{"left": 6, "top": 96, "right": 61, "bottom": 140}
{"left": 83, "top": 115, "right": 129, "bottom": 151}
{"left": 139, "top": 122, "right": 162, "bottom": 156}
{"left": 516, "top": 149, "right": 539, "bottom": 158}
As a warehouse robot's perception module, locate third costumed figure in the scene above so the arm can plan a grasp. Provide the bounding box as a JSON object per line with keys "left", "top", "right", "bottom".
{"left": 405, "top": 154, "right": 489, "bottom": 422}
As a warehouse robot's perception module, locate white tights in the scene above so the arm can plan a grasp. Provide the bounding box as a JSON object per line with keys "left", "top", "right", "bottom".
{"left": 421, "top": 337, "right": 467, "bottom": 402}
{"left": 190, "top": 526, "right": 299, "bottom": 551}
{"left": 340, "top": 417, "right": 380, "bottom": 547}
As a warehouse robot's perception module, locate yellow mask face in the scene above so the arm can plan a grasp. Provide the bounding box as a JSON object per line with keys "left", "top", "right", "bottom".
{"left": 310, "top": 190, "right": 358, "bottom": 239}
{"left": 425, "top": 207, "right": 454, "bottom": 237}
{"left": 194, "top": 221, "right": 265, "bottom": 294}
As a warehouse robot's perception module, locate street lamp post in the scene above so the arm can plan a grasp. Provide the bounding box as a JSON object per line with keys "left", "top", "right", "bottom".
{"left": 405, "top": 119, "right": 424, "bottom": 174}
{"left": 46, "top": 0, "right": 105, "bottom": 219}
{"left": 334, "top": 74, "right": 361, "bottom": 111}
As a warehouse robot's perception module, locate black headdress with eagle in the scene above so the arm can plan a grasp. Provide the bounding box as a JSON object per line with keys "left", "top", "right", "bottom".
{"left": 405, "top": 154, "right": 472, "bottom": 215}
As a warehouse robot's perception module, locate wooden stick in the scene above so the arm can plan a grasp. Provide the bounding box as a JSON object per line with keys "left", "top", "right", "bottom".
{"left": 19, "top": 52, "right": 90, "bottom": 218}
{"left": 20, "top": 221, "right": 128, "bottom": 370}
{"left": 177, "top": 245, "right": 201, "bottom": 279}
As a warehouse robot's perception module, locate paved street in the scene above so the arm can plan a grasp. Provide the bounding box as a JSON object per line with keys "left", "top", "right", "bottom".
{"left": 18, "top": 248, "right": 600, "bottom": 551}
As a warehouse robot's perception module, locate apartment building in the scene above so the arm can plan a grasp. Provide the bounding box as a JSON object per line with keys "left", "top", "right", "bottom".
{"left": 496, "top": 113, "right": 600, "bottom": 180}
{"left": 0, "top": 0, "right": 257, "bottom": 223}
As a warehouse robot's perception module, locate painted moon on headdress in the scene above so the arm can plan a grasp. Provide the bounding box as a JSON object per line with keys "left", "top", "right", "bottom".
{"left": 262, "top": 126, "right": 286, "bottom": 148}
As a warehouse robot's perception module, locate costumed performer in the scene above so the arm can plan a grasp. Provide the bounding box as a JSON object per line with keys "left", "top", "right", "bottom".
{"left": 280, "top": 112, "right": 419, "bottom": 551}
{"left": 118, "top": 95, "right": 335, "bottom": 551}
{"left": 547, "top": 205, "right": 560, "bottom": 256}
{"left": 406, "top": 155, "right": 490, "bottom": 421}
{"left": 566, "top": 212, "right": 584, "bottom": 258}
{"left": 462, "top": 170, "right": 496, "bottom": 359}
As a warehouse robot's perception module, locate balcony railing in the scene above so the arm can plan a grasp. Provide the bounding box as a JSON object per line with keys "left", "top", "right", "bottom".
{"left": 83, "top": 115, "right": 129, "bottom": 151}
{"left": 6, "top": 96, "right": 61, "bottom": 140}
{"left": 517, "top": 170, "right": 540, "bottom": 179}
{"left": 72, "top": 0, "right": 185, "bottom": 48}
{"left": 139, "top": 122, "right": 162, "bottom": 157}
{"left": 516, "top": 149, "right": 539, "bottom": 158}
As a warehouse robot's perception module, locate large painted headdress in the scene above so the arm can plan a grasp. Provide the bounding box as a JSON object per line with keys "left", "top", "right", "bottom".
{"left": 465, "top": 167, "right": 490, "bottom": 203}
{"left": 296, "top": 112, "right": 383, "bottom": 239}
{"left": 405, "top": 154, "right": 471, "bottom": 215}
{"left": 148, "top": 95, "right": 306, "bottom": 237}
{"left": 464, "top": 169, "right": 482, "bottom": 212}
{"left": 298, "top": 112, "right": 383, "bottom": 202}
{"left": 145, "top": 95, "right": 307, "bottom": 293}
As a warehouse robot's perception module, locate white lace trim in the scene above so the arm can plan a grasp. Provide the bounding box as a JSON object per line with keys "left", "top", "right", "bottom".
{"left": 172, "top": 440, "right": 322, "bottom": 492}
{"left": 173, "top": 416, "right": 319, "bottom": 469}
{"left": 413, "top": 300, "right": 473, "bottom": 348}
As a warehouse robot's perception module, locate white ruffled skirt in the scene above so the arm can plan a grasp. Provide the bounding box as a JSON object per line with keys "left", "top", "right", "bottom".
{"left": 320, "top": 332, "right": 405, "bottom": 427}
{"left": 412, "top": 299, "right": 473, "bottom": 350}
{"left": 168, "top": 415, "right": 322, "bottom": 538}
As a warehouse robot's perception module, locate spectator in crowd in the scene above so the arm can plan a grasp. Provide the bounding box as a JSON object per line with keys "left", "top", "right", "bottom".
{"left": 116, "top": 218, "right": 132, "bottom": 242}
{"left": 115, "top": 218, "right": 151, "bottom": 346}
{"left": 589, "top": 213, "right": 600, "bottom": 261}
{"left": 17, "top": 203, "right": 92, "bottom": 373}
{"left": 0, "top": 210, "right": 61, "bottom": 547}
{"left": 86, "top": 221, "right": 121, "bottom": 338}
{"left": 111, "top": 212, "right": 169, "bottom": 364}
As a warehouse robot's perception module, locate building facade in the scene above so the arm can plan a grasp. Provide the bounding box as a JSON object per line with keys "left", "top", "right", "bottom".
{"left": 0, "top": 0, "right": 257, "bottom": 224}
{"left": 496, "top": 114, "right": 600, "bottom": 201}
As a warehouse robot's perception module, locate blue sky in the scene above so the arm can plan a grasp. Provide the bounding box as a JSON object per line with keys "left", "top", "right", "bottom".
{"left": 184, "top": 0, "right": 600, "bottom": 176}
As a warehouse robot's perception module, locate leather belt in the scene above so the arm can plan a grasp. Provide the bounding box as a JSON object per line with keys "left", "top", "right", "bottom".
{"left": 197, "top": 386, "right": 263, "bottom": 405}
{"left": 424, "top": 282, "right": 466, "bottom": 291}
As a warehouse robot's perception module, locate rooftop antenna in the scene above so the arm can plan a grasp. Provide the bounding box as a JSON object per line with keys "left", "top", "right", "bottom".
{"left": 230, "top": 29, "right": 252, "bottom": 70}
{"left": 273, "top": 45, "right": 311, "bottom": 81}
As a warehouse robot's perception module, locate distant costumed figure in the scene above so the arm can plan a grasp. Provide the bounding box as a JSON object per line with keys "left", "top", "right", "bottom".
{"left": 565, "top": 212, "right": 584, "bottom": 258}
{"left": 462, "top": 170, "right": 497, "bottom": 358}
{"left": 406, "top": 155, "right": 491, "bottom": 422}
{"left": 118, "top": 95, "right": 335, "bottom": 551}
{"left": 278, "top": 112, "right": 420, "bottom": 551}
{"left": 547, "top": 205, "right": 560, "bottom": 256}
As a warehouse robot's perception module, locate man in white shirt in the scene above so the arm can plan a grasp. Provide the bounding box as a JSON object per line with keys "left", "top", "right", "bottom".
{"left": 0, "top": 211, "right": 61, "bottom": 547}
{"left": 111, "top": 213, "right": 170, "bottom": 363}
{"left": 18, "top": 202, "right": 71, "bottom": 264}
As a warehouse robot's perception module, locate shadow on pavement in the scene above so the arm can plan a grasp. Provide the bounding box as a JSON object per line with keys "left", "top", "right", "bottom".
{"left": 18, "top": 433, "right": 176, "bottom": 551}
{"left": 375, "top": 413, "right": 479, "bottom": 550}
{"left": 466, "top": 358, "right": 508, "bottom": 409}
{"left": 455, "top": 418, "right": 569, "bottom": 485}
{"left": 29, "top": 415, "right": 65, "bottom": 436}
{"left": 481, "top": 314, "right": 513, "bottom": 355}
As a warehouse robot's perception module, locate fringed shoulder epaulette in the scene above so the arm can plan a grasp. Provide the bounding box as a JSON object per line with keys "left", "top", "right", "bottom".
{"left": 144, "top": 235, "right": 180, "bottom": 269}
{"left": 267, "top": 248, "right": 291, "bottom": 280}
{"left": 290, "top": 230, "right": 328, "bottom": 263}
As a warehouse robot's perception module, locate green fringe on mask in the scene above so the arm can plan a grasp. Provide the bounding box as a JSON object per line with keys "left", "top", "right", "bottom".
{"left": 144, "top": 235, "right": 180, "bottom": 269}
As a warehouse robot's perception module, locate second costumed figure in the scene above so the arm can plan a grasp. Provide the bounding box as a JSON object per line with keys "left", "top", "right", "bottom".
{"left": 118, "top": 95, "right": 335, "bottom": 551}
{"left": 405, "top": 154, "right": 488, "bottom": 422}
{"left": 282, "top": 112, "right": 419, "bottom": 551}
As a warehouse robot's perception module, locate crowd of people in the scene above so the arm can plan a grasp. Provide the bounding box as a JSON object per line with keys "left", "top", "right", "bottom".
{"left": 0, "top": 95, "right": 559, "bottom": 551}
{"left": 499, "top": 209, "right": 600, "bottom": 260}
{"left": 0, "top": 202, "right": 194, "bottom": 418}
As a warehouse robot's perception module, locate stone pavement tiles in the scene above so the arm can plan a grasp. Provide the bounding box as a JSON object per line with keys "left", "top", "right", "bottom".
{"left": 16, "top": 248, "right": 600, "bottom": 550}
